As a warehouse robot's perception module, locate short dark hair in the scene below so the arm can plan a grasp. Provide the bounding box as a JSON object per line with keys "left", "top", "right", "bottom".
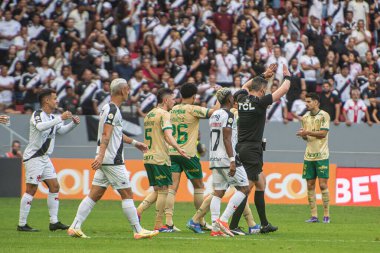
{"left": 305, "top": 92, "right": 320, "bottom": 102}
{"left": 38, "top": 89, "right": 56, "bottom": 105}
{"left": 250, "top": 76, "right": 268, "bottom": 92}
{"left": 157, "top": 88, "right": 173, "bottom": 104}
{"left": 180, "top": 83, "right": 198, "bottom": 98}
{"left": 12, "top": 140, "right": 20, "bottom": 146}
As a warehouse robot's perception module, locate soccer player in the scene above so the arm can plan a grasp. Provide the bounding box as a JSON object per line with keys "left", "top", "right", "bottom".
{"left": 234, "top": 64, "right": 290, "bottom": 233}
{"left": 18, "top": 89, "right": 80, "bottom": 232}
{"left": 67, "top": 78, "right": 158, "bottom": 239}
{"left": 296, "top": 92, "right": 331, "bottom": 224}
{"left": 142, "top": 88, "right": 189, "bottom": 231}
{"left": 207, "top": 88, "right": 250, "bottom": 237}
{"left": 164, "top": 83, "right": 217, "bottom": 231}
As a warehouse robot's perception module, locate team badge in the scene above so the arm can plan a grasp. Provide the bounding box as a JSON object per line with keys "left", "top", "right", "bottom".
{"left": 228, "top": 118, "right": 233, "bottom": 123}
{"left": 108, "top": 113, "right": 114, "bottom": 119}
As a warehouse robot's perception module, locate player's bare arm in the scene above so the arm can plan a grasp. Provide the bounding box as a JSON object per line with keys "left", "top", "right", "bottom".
{"left": 223, "top": 126, "right": 236, "bottom": 177}
{"left": 122, "top": 134, "right": 148, "bottom": 153}
{"left": 297, "top": 128, "right": 328, "bottom": 139}
{"left": 164, "top": 128, "right": 190, "bottom": 159}
{"left": 92, "top": 123, "right": 113, "bottom": 170}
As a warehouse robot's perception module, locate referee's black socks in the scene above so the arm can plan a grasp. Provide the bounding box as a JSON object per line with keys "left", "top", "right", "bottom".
{"left": 229, "top": 196, "right": 247, "bottom": 230}
{"left": 254, "top": 191, "right": 268, "bottom": 227}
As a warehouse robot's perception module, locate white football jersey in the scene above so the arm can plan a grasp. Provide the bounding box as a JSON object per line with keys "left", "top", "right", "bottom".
{"left": 97, "top": 103, "right": 124, "bottom": 165}
{"left": 209, "top": 108, "right": 236, "bottom": 169}
{"left": 23, "top": 110, "right": 64, "bottom": 161}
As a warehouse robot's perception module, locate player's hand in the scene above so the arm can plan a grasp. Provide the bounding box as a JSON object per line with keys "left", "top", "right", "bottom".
{"left": 177, "top": 148, "right": 190, "bottom": 159}
{"left": 228, "top": 162, "right": 236, "bottom": 177}
{"left": 296, "top": 128, "right": 308, "bottom": 137}
{"left": 345, "top": 120, "right": 352, "bottom": 127}
{"left": 263, "top": 63, "right": 277, "bottom": 79}
{"left": 283, "top": 118, "right": 288, "bottom": 124}
{"left": 91, "top": 155, "right": 103, "bottom": 170}
{"left": 61, "top": 111, "right": 72, "bottom": 120}
{"left": 72, "top": 115, "right": 80, "bottom": 124}
{"left": 135, "top": 142, "right": 148, "bottom": 153}
{"left": 283, "top": 64, "right": 291, "bottom": 77}
{"left": 333, "top": 119, "right": 340, "bottom": 126}
{"left": 367, "top": 121, "right": 373, "bottom": 127}
{"left": 0, "top": 115, "right": 9, "bottom": 125}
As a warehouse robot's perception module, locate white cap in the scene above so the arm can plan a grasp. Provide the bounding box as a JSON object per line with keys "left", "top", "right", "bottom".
{"left": 103, "top": 2, "right": 112, "bottom": 9}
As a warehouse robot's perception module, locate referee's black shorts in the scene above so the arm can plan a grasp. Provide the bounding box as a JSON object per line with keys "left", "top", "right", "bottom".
{"left": 236, "top": 141, "right": 263, "bottom": 182}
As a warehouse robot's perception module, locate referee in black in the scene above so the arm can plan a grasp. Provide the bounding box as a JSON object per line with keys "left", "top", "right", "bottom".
{"left": 230, "top": 64, "right": 291, "bottom": 234}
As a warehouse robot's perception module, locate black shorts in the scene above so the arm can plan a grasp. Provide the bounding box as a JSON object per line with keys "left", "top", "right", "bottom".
{"left": 236, "top": 142, "right": 263, "bottom": 182}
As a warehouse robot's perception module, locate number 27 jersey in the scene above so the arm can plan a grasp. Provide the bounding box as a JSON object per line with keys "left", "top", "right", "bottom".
{"left": 209, "top": 109, "right": 236, "bottom": 169}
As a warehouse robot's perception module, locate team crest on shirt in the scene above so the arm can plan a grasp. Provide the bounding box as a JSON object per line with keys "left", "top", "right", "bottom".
{"left": 228, "top": 118, "right": 233, "bottom": 124}
{"left": 35, "top": 116, "right": 40, "bottom": 120}
{"left": 108, "top": 113, "right": 114, "bottom": 120}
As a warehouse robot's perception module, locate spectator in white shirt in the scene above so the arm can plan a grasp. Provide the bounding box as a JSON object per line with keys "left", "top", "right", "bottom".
{"left": 343, "top": 87, "right": 372, "bottom": 126}
{"left": 69, "top": 3, "right": 90, "bottom": 40}
{"left": 350, "top": 19, "right": 372, "bottom": 61}
{"left": 291, "top": 90, "right": 308, "bottom": 121}
{"left": 334, "top": 63, "right": 354, "bottom": 103}
{"left": 37, "top": 56, "right": 56, "bottom": 87}
{"left": 213, "top": 42, "right": 238, "bottom": 87}
{"left": 300, "top": 45, "right": 321, "bottom": 93}
{"left": 266, "top": 46, "right": 288, "bottom": 82}
{"left": 27, "top": 14, "right": 44, "bottom": 39}
{"left": 259, "top": 6, "right": 280, "bottom": 41}
{"left": 347, "top": 0, "right": 370, "bottom": 28}
{"left": 266, "top": 82, "right": 289, "bottom": 124}
{"left": 0, "top": 10, "right": 21, "bottom": 59}
{"left": 0, "top": 65, "right": 15, "bottom": 110}
{"left": 284, "top": 31, "right": 305, "bottom": 64}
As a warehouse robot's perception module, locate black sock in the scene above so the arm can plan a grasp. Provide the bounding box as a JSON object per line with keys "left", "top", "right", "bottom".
{"left": 229, "top": 196, "right": 247, "bottom": 230}
{"left": 254, "top": 191, "right": 268, "bottom": 226}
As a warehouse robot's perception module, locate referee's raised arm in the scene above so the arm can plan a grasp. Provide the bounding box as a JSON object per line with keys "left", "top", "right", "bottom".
{"left": 272, "top": 65, "right": 291, "bottom": 102}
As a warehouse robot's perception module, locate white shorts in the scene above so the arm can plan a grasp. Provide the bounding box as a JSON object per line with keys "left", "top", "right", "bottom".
{"left": 92, "top": 165, "right": 131, "bottom": 190}
{"left": 212, "top": 166, "right": 249, "bottom": 190}
{"left": 24, "top": 155, "right": 56, "bottom": 184}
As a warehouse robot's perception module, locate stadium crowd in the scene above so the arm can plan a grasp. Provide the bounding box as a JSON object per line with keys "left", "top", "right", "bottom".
{"left": 0, "top": 0, "right": 379, "bottom": 125}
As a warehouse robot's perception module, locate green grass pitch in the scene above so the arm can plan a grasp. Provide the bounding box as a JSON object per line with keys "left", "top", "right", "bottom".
{"left": 0, "top": 198, "right": 379, "bottom": 253}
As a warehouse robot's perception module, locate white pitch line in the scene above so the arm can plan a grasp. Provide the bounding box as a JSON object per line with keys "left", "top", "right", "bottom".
{"left": 45, "top": 235, "right": 380, "bottom": 243}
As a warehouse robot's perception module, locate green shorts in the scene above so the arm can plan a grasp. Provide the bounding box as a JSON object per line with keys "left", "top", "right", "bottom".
{"left": 144, "top": 164, "right": 172, "bottom": 187}
{"left": 170, "top": 155, "right": 203, "bottom": 179}
{"left": 302, "top": 159, "right": 330, "bottom": 179}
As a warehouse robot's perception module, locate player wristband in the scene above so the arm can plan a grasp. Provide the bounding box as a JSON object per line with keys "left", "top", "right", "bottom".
{"left": 283, "top": 76, "right": 291, "bottom": 81}
{"left": 229, "top": 157, "right": 235, "bottom": 162}
{"left": 131, "top": 139, "right": 138, "bottom": 146}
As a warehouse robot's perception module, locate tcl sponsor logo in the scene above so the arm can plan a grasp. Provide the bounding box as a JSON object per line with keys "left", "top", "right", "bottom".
{"left": 336, "top": 168, "right": 380, "bottom": 206}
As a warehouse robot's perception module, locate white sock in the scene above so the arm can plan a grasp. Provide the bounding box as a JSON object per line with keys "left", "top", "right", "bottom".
{"left": 210, "top": 196, "right": 221, "bottom": 231}
{"left": 71, "top": 196, "right": 96, "bottom": 229}
{"left": 19, "top": 193, "right": 33, "bottom": 226}
{"left": 122, "top": 199, "right": 142, "bottom": 233}
{"left": 220, "top": 191, "right": 246, "bottom": 222}
{"left": 47, "top": 193, "right": 59, "bottom": 224}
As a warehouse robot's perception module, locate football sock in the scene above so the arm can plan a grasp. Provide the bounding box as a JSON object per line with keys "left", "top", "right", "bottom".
{"left": 71, "top": 196, "right": 95, "bottom": 229}
{"left": 307, "top": 189, "right": 318, "bottom": 217}
{"left": 164, "top": 189, "right": 176, "bottom": 226}
{"left": 321, "top": 189, "right": 330, "bottom": 217}
{"left": 193, "top": 188, "right": 205, "bottom": 224}
{"left": 137, "top": 191, "right": 157, "bottom": 215}
{"left": 155, "top": 189, "right": 168, "bottom": 229}
{"left": 220, "top": 191, "right": 246, "bottom": 223}
{"left": 19, "top": 193, "right": 33, "bottom": 226}
{"left": 243, "top": 201, "right": 256, "bottom": 227}
{"left": 192, "top": 192, "right": 213, "bottom": 223}
{"left": 254, "top": 191, "right": 268, "bottom": 226}
{"left": 210, "top": 196, "right": 221, "bottom": 231}
{"left": 122, "top": 199, "right": 142, "bottom": 233}
{"left": 47, "top": 192, "right": 59, "bottom": 224}
{"left": 229, "top": 196, "right": 247, "bottom": 229}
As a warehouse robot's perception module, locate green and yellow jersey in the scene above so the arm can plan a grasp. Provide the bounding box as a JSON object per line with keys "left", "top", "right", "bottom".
{"left": 169, "top": 104, "right": 209, "bottom": 158}
{"left": 301, "top": 110, "right": 330, "bottom": 161}
{"left": 143, "top": 107, "right": 172, "bottom": 166}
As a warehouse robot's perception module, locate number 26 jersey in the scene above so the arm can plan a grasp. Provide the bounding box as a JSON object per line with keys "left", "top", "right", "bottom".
{"left": 209, "top": 108, "right": 236, "bottom": 169}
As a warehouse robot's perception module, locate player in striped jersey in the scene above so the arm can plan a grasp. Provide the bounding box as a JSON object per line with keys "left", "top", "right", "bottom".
{"left": 18, "top": 89, "right": 80, "bottom": 232}
{"left": 68, "top": 79, "right": 158, "bottom": 240}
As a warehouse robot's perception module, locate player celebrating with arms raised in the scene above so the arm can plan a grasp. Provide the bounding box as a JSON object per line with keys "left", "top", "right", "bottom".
{"left": 297, "top": 93, "right": 331, "bottom": 224}
{"left": 18, "top": 89, "right": 80, "bottom": 232}
{"left": 142, "top": 88, "right": 189, "bottom": 231}
{"left": 68, "top": 79, "right": 158, "bottom": 239}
